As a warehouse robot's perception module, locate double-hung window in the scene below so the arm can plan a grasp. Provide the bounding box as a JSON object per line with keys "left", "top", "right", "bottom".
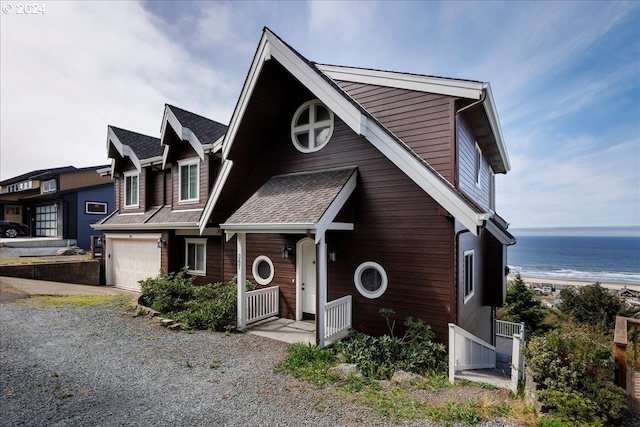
{"left": 185, "top": 238, "right": 206, "bottom": 275}
{"left": 463, "top": 250, "right": 475, "bottom": 303}
{"left": 179, "top": 159, "right": 199, "bottom": 203}
{"left": 124, "top": 171, "right": 139, "bottom": 208}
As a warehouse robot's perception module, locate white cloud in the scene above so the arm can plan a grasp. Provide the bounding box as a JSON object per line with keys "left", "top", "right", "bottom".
{"left": 0, "top": 1, "right": 235, "bottom": 180}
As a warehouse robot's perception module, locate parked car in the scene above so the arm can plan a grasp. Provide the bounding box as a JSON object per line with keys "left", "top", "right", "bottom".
{"left": 0, "top": 220, "right": 29, "bottom": 238}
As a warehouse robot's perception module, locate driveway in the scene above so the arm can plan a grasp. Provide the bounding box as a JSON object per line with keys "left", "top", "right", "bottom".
{"left": 0, "top": 289, "right": 396, "bottom": 427}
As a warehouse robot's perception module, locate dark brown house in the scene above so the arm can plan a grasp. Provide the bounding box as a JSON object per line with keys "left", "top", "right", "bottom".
{"left": 96, "top": 28, "right": 515, "bottom": 349}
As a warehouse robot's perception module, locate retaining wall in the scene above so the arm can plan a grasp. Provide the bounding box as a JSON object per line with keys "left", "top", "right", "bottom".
{"left": 0, "top": 260, "right": 101, "bottom": 285}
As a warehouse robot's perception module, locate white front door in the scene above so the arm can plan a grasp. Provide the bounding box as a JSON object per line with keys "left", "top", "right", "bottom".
{"left": 301, "top": 239, "right": 316, "bottom": 315}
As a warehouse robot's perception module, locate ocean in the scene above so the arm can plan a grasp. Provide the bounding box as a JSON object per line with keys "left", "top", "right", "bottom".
{"left": 507, "top": 235, "right": 640, "bottom": 286}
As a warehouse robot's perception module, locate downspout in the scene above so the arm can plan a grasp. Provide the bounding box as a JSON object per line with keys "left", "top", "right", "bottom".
{"left": 454, "top": 89, "right": 487, "bottom": 188}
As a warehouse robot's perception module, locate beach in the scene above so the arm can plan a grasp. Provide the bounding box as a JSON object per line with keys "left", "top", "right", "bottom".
{"left": 512, "top": 275, "right": 639, "bottom": 293}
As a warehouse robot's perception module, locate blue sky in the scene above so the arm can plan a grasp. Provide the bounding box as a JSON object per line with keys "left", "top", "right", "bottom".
{"left": 1, "top": 1, "right": 638, "bottom": 229}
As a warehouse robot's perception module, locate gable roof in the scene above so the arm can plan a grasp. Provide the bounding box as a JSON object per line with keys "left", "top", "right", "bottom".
{"left": 160, "top": 104, "right": 227, "bottom": 168}
{"left": 107, "top": 126, "right": 162, "bottom": 175}
{"left": 201, "top": 27, "right": 510, "bottom": 237}
{"left": 221, "top": 167, "right": 357, "bottom": 243}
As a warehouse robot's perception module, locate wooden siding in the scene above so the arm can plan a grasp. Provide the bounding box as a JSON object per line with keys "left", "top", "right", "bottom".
{"left": 457, "top": 117, "right": 492, "bottom": 211}
{"left": 59, "top": 169, "right": 112, "bottom": 191}
{"left": 149, "top": 169, "right": 165, "bottom": 207}
{"left": 167, "top": 233, "right": 223, "bottom": 286}
{"left": 457, "top": 231, "right": 493, "bottom": 343}
{"left": 216, "top": 60, "right": 456, "bottom": 342}
{"left": 334, "top": 80, "right": 455, "bottom": 182}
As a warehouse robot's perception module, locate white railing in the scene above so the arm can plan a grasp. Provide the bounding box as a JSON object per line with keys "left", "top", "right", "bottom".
{"left": 245, "top": 286, "right": 279, "bottom": 325}
{"left": 448, "top": 323, "right": 496, "bottom": 383}
{"left": 324, "top": 295, "right": 352, "bottom": 341}
{"left": 510, "top": 333, "right": 525, "bottom": 392}
{"left": 495, "top": 319, "right": 525, "bottom": 341}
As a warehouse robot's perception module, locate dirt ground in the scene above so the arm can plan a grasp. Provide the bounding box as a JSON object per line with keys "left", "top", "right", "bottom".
{"left": 0, "top": 282, "right": 30, "bottom": 303}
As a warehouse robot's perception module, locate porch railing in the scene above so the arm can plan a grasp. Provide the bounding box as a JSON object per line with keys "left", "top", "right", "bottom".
{"left": 245, "top": 286, "right": 279, "bottom": 325}
{"left": 495, "top": 319, "right": 525, "bottom": 341}
{"left": 448, "top": 323, "right": 496, "bottom": 383}
{"left": 324, "top": 295, "right": 352, "bottom": 341}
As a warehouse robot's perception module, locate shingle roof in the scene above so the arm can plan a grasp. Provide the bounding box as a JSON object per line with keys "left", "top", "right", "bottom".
{"left": 110, "top": 127, "right": 162, "bottom": 160}
{"left": 167, "top": 105, "right": 228, "bottom": 145}
{"left": 224, "top": 168, "right": 356, "bottom": 225}
{"left": 0, "top": 166, "right": 77, "bottom": 185}
{"left": 95, "top": 206, "right": 202, "bottom": 228}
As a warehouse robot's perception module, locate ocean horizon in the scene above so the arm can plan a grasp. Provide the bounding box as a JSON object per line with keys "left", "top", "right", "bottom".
{"left": 507, "top": 227, "right": 640, "bottom": 286}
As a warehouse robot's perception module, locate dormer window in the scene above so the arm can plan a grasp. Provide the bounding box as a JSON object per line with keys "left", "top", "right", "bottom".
{"left": 291, "top": 99, "right": 334, "bottom": 153}
{"left": 124, "top": 171, "right": 139, "bottom": 208}
{"left": 42, "top": 179, "right": 56, "bottom": 193}
{"left": 178, "top": 158, "right": 199, "bottom": 203}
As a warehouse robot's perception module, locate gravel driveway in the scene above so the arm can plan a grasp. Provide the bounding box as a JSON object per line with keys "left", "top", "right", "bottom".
{"left": 0, "top": 297, "right": 407, "bottom": 427}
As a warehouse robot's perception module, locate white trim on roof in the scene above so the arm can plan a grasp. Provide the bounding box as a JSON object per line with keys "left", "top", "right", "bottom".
{"left": 93, "top": 222, "right": 201, "bottom": 231}
{"left": 203, "top": 28, "right": 502, "bottom": 237}
{"left": 317, "top": 64, "right": 485, "bottom": 100}
{"left": 318, "top": 64, "right": 510, "bottom": 173}
{"left": 107, "top": 126, "right": 142, "bottom": 174}
{"left": 199, "top": 159, "right": 233, "bottom": 234}
{"left": 485, "top": 217, "right": 517, "bottom": 246}
{"left": 161, "top": 106, "right": 205, "bottom": 169}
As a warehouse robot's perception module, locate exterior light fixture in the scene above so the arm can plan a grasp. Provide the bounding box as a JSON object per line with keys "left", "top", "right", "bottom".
{"left": 282, "top": 245, "right": 292, "bottom": 259}
{"left": 157, "top": 238, "right": 166, "bottom": 249}
{"left": 328, "top": 247, "right": 338, "bottom": 262}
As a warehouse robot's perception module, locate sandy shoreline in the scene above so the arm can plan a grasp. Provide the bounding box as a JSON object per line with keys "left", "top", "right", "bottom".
{"left": 512, "top": 275, "right": 639, "bottom": 292}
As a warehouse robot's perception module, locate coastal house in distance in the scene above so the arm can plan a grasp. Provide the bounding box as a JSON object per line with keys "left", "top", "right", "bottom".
{"left": 95, "top": 28, "right": 516, "bottom": 349}
{"left": 0, "top": 166, "right": 113, "bottom": 249}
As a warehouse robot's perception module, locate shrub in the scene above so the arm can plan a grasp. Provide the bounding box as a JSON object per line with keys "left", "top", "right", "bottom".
{"left": 525, "top": 327, "right": 627, "bottom": 425}
{"left": 139, "top": 272, "right": 256, "bottom": 332}
{"left": 334, "top": 309, "right": 447, "bottom": 380}
{"left": 498, "top": 273, "right": 548, "bottom": 337}
{"left": 275, "top": 343, "right": 337, "bottom": 386}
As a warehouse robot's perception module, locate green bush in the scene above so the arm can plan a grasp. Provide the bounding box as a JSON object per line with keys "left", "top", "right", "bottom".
{"left": 139, "top": 271, "right": 256, "bottom": 332}
{"left": 334, "top": 309, "right": 447, "bottom": 380}
{"left": 525, "top": 327, "right": 627, "bottom": 425}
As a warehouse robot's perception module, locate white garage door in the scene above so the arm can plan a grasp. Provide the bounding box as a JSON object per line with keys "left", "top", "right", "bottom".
{"left": 108, "top": 236, "right": 161, "bottom": 292}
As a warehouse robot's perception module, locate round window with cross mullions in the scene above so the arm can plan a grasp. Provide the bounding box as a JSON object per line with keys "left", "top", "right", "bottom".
{"left": 354, "top": 261, "right": 388, "bottom": 299}
{"left": 252, "top": 255, "right": 274, "bottom": 285}
{"left": 291, "top": 99, "right": 334, "bottom": 153}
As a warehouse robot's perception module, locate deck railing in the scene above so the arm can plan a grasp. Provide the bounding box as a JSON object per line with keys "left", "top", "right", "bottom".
{"left": 614, "top": 316, "right": 640, "bottom": 413}
{"left": 448, "top": 323, "right": 496, "bottom": 383}
{"left": 324, "top": 295, "right": 352, "bottom": 341}
{"left": 245, "top": 286, "right": 279, "bottom": 325}
{"left": 495, "top": 319, "right": 525, "bottom": 341}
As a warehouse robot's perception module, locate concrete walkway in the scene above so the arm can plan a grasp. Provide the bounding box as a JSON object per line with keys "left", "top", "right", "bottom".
{"left": 0, "top": 276, "right": 138, "bottom": 296}
{"left": 247, "top": 317, "right": 316, "bottom": 345}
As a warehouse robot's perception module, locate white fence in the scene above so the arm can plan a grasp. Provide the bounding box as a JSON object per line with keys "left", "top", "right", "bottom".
{"left": 495, "top": 320, "right": 525, "bottom": 341}
{"left": 448, "top": 323, "right": 496, "bottom": 383}
{"left": 324, "top": 295, "right": 352, "bottom": 341}
{"left": 245, "top": 286, "right": 279, "bottom": 324}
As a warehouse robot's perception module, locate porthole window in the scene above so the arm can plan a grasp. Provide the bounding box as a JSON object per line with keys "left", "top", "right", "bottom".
{"left": 252, "top": 255, "right": 274, "bottom": 286}
{"left": 291, "top": 99, "right": 334, "bottom": 153}
{"left": 354, "top": 261, "right": 388, "bottom": 299}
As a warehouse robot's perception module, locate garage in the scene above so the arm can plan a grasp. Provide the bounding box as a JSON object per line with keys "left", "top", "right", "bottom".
{"left": 106, "top": 234, "right": 161, "bottom": 292}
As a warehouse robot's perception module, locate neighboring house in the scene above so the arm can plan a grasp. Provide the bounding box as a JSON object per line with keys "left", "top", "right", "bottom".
{"left": 93, "top": 106, "right": 227, "bottom": 291}
{"left": 0, "top": 166, "right": 113, "bottom": 249}
{"left": 95, "top": 28, "right": 516, "bottom": 349}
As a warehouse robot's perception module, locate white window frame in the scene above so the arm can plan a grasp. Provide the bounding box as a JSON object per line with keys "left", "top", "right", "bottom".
{"left": 474, "top": 143, "right": 482, "bottom": 188}
{"left": 463, "top": 249, "right": 475, "bottom": 303}
{"left": 185, "top": 238, "right": 207, "bottom": 276}
{"left": 124, "top": 171, "right": 139, "bottom": 208}
{"left": 252, "top": 255, "right": 275, "bottom": 286}
{"left": 42, "top": 179, "right": 56, "bottom": 193}
{"left": 354, "top": 261, "right": 388, "bottom": 299}
{"left": 178, "top": 158, "right": 200, "bottom": 204}
{"left": 291, "top": 99, "right": 334, "bottom": 153}
{"left": 85, "top": 201, "right": 108, "bottom": 215}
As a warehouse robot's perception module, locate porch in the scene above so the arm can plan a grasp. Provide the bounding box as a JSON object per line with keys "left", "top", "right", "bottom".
{"left": 241, "top": 285, "right": 352, "bottom": 347}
